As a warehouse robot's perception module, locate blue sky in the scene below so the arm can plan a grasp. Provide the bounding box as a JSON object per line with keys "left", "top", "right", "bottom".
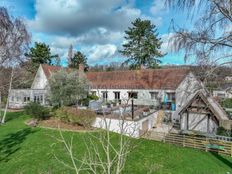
{"left": 0, "top": 0, "right": 195, "bottom": 66}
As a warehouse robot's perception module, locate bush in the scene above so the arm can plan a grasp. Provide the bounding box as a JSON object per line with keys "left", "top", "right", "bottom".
{"left": 216, "top": 127, "right": 232, "bottom": 137}
{"left": 79, "top": 94, "right": 99, "bottom": 106}
{"left": 221, "top": 98, "right": 232, "bottom": 108}
{"left": 24, "top": 102, "right": 50, "bottom": 120}
{"left": 54, "top": 107, "right": 96, "bottom": 128}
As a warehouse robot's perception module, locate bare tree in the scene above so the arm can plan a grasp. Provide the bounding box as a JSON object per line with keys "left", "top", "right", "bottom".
{"left": 166, "top": 0, "right": 232, "bottom": 84}
{"left": 53, "top": 99, "right": 138, "bottom": 174}
{"left": 0, "top": 7, "right": 30, "bottom": 123}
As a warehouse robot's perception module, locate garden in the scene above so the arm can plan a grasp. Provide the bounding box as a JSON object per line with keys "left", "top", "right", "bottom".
{"left": 0, "top": 111, "right": 232, "bottom": 174}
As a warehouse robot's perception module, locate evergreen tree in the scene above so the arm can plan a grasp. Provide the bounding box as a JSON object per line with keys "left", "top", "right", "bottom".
{"left": 25, "top": 42, "right": 57, "bottom": 72}
{"left": 69, "top": 51, "right": 89, "bottom": 71}
{"left": 120, "top": 18, "right": 164, "bottom": 69}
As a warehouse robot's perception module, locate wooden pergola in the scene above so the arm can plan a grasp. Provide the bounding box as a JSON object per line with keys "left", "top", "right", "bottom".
{"left": 178, "top": 91, "right": 226, "bottom": 133}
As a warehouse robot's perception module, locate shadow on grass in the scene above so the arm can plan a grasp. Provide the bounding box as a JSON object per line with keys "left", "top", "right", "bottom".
{"left": 210, "top": 152, "right": 232, "bottom": 169}
{"left": 0, "top": 111, "right": 25, "bottom": 122}
{"left": 0, "top": 127, "right": 37, "bottom": 162}
{"left": 5, "top": 111, "right": 25, "bottom": 122}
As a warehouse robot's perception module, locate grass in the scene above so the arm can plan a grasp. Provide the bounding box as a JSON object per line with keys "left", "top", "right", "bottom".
{"left": 0, "top": 112, "right": 231, "bottom": 174}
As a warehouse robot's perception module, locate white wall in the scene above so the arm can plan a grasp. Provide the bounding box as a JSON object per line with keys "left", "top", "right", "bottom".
{"left": 92, "top": 112, "right": 157, "bottom": 138}
{"left": 31, "top": 65, "right": 49, "bottom": 89}
{"left": 181, "top": 112, "right": 218, "bottom": 134}
{"left": 9, "top": 89, "right": 32, "bottom": 109}
{"left": 9, "top": 89, "right": 47, "bottom": 109}
{"left": 90, "top": 89, "right": 175, "bottom": 106}
{"left": 213, "top": 90, "right": 232, "bottom": 99}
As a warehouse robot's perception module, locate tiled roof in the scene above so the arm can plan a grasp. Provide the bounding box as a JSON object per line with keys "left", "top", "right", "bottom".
{"left": 41, "top": 64, "right": 190, "bottom": 90}
{"left": 86, "top": 69, "right": 190, "bottom": 90}
{"left": 41, "top": 64, "right": 62, "bottom": 77}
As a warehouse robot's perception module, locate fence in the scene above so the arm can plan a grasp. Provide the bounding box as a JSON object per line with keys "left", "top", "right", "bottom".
{"left": 144, "top": 131, "right": 232, "bottom": 156}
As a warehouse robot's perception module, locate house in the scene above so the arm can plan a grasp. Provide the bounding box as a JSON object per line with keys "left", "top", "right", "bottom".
{"left": 225, "top": 76, "right": 232, "bottom": 81}
{"left": 213, "top": 83, "right": 232, "bottom": 99}
{"left": 9, "top": 64, "right": 229, "bottom": 135}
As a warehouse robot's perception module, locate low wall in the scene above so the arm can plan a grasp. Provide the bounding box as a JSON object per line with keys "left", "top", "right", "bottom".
{"left": 92, "top": 112, "right": 157, "bottom": 138}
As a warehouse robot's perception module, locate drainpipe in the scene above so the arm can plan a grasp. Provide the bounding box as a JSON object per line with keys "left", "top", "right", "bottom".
{"left": 132, "top": 99, "right": 134, "bottom": 120}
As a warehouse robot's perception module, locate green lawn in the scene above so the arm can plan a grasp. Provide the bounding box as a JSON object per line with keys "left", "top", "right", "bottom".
{"left": 0, "top": 112, "right": 232, "bottom": 174}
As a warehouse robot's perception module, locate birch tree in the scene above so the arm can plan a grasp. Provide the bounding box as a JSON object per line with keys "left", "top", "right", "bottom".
{"left": 53, "top": 99, "right": 137, "bottom": 174}
{"left": 0, "top": 7, "right": 30, "bottom": 123}
{"left": 166, "top": 0, "right": 232, "bottom": 84}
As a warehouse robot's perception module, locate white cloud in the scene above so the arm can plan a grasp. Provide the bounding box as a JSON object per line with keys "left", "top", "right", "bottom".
{"left": 26, "top": 0, "right": 169, "bottom": 65}
{"left": 51, "top": 36, "right": 77, "bottom": 48}
{"left": 82, "top": 44, "right": 117, "bottom": 64}
{"left": 76, "top": 28, "right": 124, "bottom": 45}
{"left": 150, "top": 0, "right": 166, "bottom": 16}
{"left": 28, "top": 0, "right": 141, "bottom": 36}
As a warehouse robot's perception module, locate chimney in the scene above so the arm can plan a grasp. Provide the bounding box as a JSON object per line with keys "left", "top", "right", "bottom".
{"left": 79, "top": 63, "right": 84, "bottom": 72}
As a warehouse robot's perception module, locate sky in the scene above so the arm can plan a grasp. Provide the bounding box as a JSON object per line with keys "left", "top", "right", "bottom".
{"left": 0, "top": 0, "right": 195, "bottom": 66}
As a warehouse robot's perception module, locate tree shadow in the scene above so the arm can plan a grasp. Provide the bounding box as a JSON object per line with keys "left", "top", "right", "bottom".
{"left": 5, "top": 111, "right": 25, "bottom": 122}
{"left": 210, "top": 152, "right": 232, "bottom": 169}
{"left": 0, "top": 128, "right": 37, "bottom": 162}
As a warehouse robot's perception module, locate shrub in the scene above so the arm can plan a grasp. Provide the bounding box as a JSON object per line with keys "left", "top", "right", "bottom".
{"left": 24, "top": 102, "right": 50, "bottom": 120}
{"left": 221, "top": 98, "right": 232, "bottom": 108}
{"left": 216, "top": 127, "right": 232, "bottom": 137}
{"left": 79, "top": 94, "right": 99, "bottom": 106}
{"left": 54, "top": 107, "right": 96, "bottom": 128}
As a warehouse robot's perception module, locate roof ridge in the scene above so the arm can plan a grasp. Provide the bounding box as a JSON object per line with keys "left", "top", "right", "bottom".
{"left": 87, "top": 67, "right": 190, "bottom": 74}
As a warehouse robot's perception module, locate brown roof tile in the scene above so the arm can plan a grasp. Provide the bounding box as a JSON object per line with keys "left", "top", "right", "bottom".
{"left": 41, "top": 64, "right": 190, "bottom": 90}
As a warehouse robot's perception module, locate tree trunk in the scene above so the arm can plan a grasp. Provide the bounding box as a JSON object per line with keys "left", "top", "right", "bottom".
{"left": 0, "top": 92, "right": 2, "bottom": 119}
{"left": 1, "top": 68, "right": 13, "bottom": 124}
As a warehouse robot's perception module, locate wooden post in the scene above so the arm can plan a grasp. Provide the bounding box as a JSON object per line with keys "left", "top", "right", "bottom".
{"left": 205, "top": 137, "right": 208, "bottom": 152}
{"left": 207, "top": 114, "right": 210, "bottom": 133}
{"left": 186, "top": 111, "right": 189, "bottom": 130}
{"left": 231, "top": 143, "right": 232, "bottom": 157}
{"left": 183, "top": 134, "right": 185, "bottom": 147}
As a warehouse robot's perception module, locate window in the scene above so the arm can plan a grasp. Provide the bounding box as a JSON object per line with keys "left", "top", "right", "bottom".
{"left": 114, "top": 92, "right": 120, "bottom": 100}
{"left": 150, "top": 92, "right": 159, "bottom": 100}
{"left": 128, "top": 92, "right": 138, "bottom": 99}
{"left": 34, "top": 96, "right": 41, "bottom": 103}
{"left": 24, "top": 96, "right": 30, "bottom": 103}
{"left": 102, "top": 91, "right": 108, "bottom": 101}
{"left": 11, "top": 96, "right": 14, "bottom": 102}
{"left": 167, "top": 92, "right": 175, "bottom": 101}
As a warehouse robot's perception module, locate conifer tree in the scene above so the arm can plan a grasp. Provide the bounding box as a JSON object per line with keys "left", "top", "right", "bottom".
{"left": 120, "top": 18, "right": 164, "bottom": 69}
